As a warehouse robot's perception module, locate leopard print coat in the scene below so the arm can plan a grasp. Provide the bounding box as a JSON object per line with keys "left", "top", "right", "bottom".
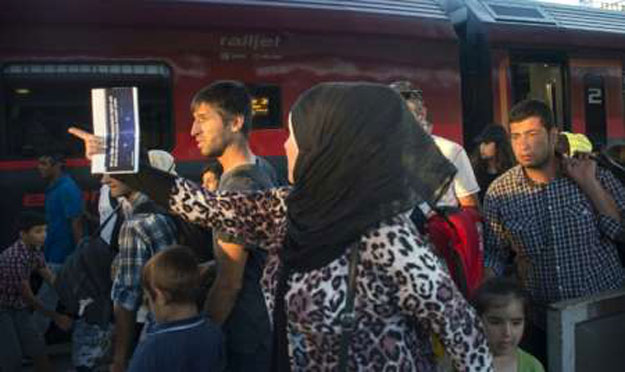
{"left": 170, "top": 178, "right": 493, "bottom": 371}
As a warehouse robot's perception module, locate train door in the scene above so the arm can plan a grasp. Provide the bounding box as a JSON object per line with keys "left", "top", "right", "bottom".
{"left": 508, "top": 54, "right": 569, "bottom": 129}
{"left": 568, "top": 59, "right": 625, "bottom": 149}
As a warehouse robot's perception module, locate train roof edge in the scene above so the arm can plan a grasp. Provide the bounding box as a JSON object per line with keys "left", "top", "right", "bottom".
{"left": 0, "top": 0, "right": 458, "bottom": 41}
{"left": 437, "top": 0, "right": 625, "bottom": 49}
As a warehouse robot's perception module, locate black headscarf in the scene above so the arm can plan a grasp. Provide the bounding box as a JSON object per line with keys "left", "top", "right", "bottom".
{"left": 284, "top": 82, "right": 455, "bottom": 271}
{"left": 272, "top": 82, "right": 456, "bottom": 371}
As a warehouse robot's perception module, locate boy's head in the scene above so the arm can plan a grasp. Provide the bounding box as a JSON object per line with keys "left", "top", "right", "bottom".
{"left": 201, "top": 159, "right": 223, "bottom": 192}
{"left": 17, "top": 211, "right": 46, "bottom": 248}
{"left": 141, "top": 246, "right": 200, "bottom": 317}
{"left": 103, "top": 149, "right": 177, "bottom": 198}
{"left": 472, "top": 278, "right": 528, "bottom": 357}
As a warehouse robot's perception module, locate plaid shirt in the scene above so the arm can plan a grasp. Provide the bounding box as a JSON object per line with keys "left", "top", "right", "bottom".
{"left": 0, "top": 239, "right": 45, "bottom": 309}
{"left": 484, "top": 165, "right": 625, "bottom": 324}
{"left": 111, "top": 193, "right": 177, "bottom": 311}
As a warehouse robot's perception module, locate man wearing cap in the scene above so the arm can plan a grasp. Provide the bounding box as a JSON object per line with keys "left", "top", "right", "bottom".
{"left": 483, "top": 99, "right": 625, "bottom": 365}
{"left": 33, "top": 153, "right": 84, "bottom": 335}
{"left": 390, "top": 81, "right": 480, "bottom": 209}
{"left": 557, "top": 131, "right": 594, "bottom": 157}
{"left": 107, "top": 150, "right": 178, "bottom": 372}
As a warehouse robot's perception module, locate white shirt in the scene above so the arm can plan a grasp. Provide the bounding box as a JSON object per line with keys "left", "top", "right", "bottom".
{"left": 98, "top": 184, "right": 117, "bottom": 244}
{"left": 432, "top": 135, "right": 480, "bottom": 207}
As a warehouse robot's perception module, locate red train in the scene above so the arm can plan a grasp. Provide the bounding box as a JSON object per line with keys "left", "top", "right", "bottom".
{"left": 0, "top": 0, "right": 624, "bottom": 247}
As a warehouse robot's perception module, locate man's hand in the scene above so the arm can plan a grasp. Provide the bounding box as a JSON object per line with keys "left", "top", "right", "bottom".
{"left": 53, "top": 313, "right": 73, "bottom": 331}
{"left": 563, "top": 153, "right": 622, "bottom": 222}
{"left": 563, "top": 153, "right": 599, "bottom": 191}
{"left": 68, "top": 127, "right": 105, "bottom": 160}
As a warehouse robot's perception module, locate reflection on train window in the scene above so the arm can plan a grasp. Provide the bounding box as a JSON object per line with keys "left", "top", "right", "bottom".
{"left": 248, "top": 85, "right": 281, "bottom": 129}
{"left": 511, "top": 61, "right": 566, "bottom": 126}
{"left": 0, "top": 63, "right": 173, "bottom": 159}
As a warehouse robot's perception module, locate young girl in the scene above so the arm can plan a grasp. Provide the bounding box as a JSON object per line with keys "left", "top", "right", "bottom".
{"left": 473, "top": 278, "right": 545, "bottom": 372}
{"left": 470, "top": 124, "right": 515, "bottom": 203}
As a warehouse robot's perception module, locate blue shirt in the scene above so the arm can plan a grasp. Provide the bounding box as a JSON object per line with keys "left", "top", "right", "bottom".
{"left": 128, "top": 315, "right": 224, "bottom": 372}
{"left": 44, "top": 174, "right": 83, "bottom": 264}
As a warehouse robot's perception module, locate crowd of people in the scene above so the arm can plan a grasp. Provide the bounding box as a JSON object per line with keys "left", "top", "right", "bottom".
{"left": 1, "top": 78, "right": 624, "bottom": 372}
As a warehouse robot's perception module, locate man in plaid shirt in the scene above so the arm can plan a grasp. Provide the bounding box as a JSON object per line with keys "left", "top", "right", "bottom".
{"left": 107, "top": 150, "right": 178, "bottom": 372}
{"left": 483, "top": 99, "right": 625, "bottom": 365}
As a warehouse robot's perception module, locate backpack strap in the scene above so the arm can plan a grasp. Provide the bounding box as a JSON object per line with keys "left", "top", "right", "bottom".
{"left": 91, "top": 204, "right": 121, "bottom": 238}
{"left": 108, "top": 207, "right": 124, "bottom": 254}
{"left": 337, "top": 241, "right": 360, "bottom": 372}
{"left": 132, "top": 200, "right": 169, "bottom": 216}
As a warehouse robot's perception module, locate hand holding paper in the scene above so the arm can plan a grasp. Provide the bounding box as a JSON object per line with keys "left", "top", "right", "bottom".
{"left": 69, "top": 87, "right": 140, "bottom": 174}
{"left": 68, "top": 127, "right": 105, "bottom": 160}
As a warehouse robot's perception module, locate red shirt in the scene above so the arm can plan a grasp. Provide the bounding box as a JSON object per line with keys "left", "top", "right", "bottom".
{"left": 0, "top": 239, "right": 45, "bottom": 309}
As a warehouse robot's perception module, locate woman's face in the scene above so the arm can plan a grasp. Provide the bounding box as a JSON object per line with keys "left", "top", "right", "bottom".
{"left": 480, "top": 141, "right": 497, "bottom": 160}
{"left": 284, "top": 116, "right": 299, "bottom": 184}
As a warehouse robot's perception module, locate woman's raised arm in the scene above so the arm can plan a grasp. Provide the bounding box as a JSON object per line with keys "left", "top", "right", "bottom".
{"left": 68, "top": 127, "right": 289, "bottom": 250}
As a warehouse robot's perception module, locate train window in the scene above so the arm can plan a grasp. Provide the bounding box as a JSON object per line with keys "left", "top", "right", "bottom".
{"left": 511, "top": 61, "right": 566, "bottom": 126}
{"left": 0, "top": 62, "right": 173, "bottom": 159}
{"left": 248, "top": 84, "right": 281, "bottom": 129}
{"left": 483, "top": 2, "right": 555, "bottom": 25}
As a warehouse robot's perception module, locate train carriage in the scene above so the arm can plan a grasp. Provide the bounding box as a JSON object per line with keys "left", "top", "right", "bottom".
{"left": 2, "top": 0, "right": 625, "bottom": 249}
{"left": 0, "top": 0, "right": 464, "bottom": 248}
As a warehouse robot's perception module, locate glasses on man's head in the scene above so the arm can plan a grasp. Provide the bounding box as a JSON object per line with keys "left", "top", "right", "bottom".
{"left": 399, "top": 89, "right": 423, "bottom": 102}
{"left": 389, "top": 81, "right": 423, "bottom": 102}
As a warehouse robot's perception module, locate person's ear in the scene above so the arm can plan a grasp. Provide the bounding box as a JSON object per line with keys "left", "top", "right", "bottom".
{"left": 153, "top": 287, "right": 169, "bottom": 306}
{"left": 229, "top": 115, "right": 245, "bottom": 134}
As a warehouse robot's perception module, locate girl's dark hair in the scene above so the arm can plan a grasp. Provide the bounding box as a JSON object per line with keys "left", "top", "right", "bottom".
{"left": 470, "top": 124, "right": 516, "bottom": 176}
{"left": 201, "top": 158, "right": 224, "bottom": 179}
{"left": 17, "top": 211, "right": 46, "bottom": 233}
{"left": 472, "top": 277, "right": 528, "bottom": 316}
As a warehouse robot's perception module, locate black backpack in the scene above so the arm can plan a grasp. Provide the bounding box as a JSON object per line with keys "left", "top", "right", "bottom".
{"left": 54, "top": 206, "right": 122, "bottom": 326}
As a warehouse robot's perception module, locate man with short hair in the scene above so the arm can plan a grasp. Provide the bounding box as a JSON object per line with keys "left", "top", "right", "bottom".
{"left": 33, "top": 153, "right": 84, "bottom": 335}
{"left": 390, "top": 81, "right": 480, "bottom": 209}
{"left": 191, "top": 80, "right": 276, "bottom": 372}
{"left": 108, "top": 150, "right": 179, "bottom": 372}
{"left": 483, "top": 99, "right": 625, "bottom": 364}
